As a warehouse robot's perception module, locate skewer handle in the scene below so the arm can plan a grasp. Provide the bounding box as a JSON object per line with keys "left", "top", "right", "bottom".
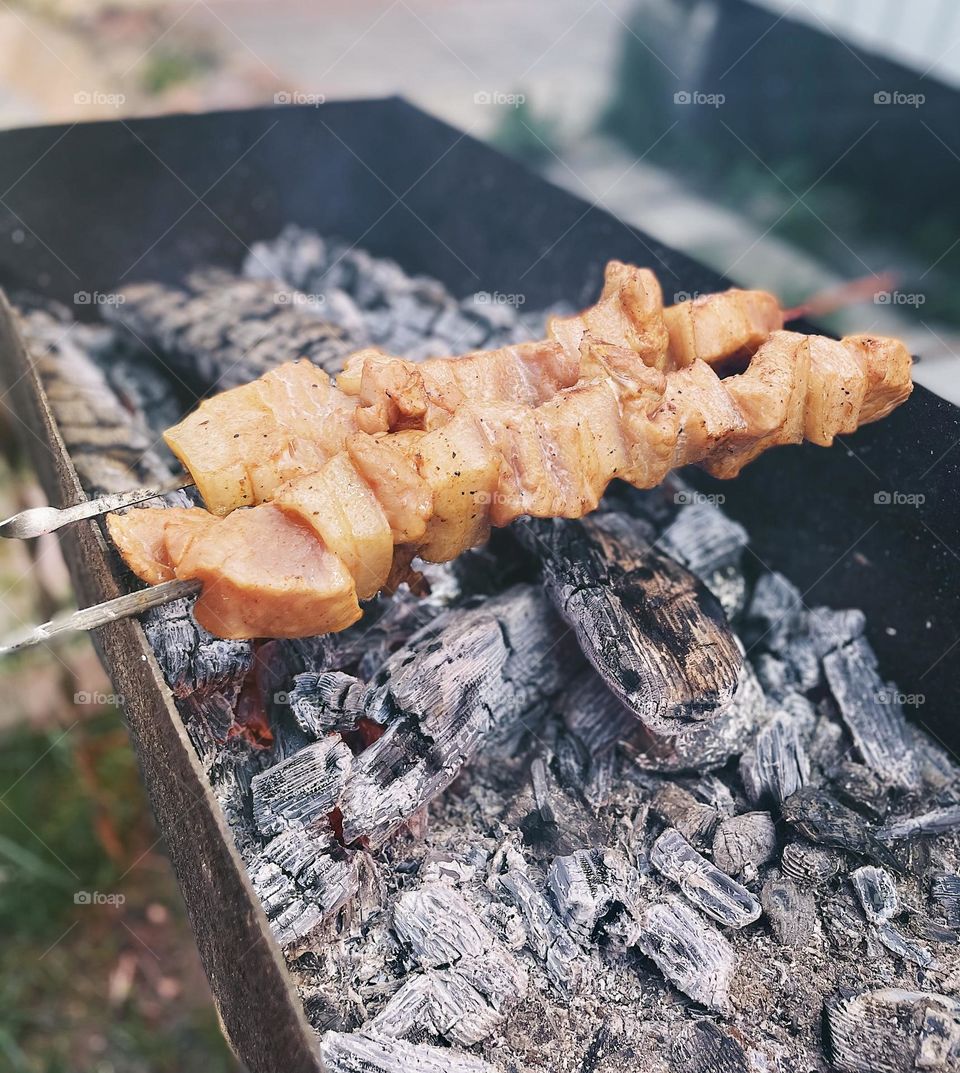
{"left": 0, "top": 480, "right": 193, "bottom": 539}
{"left": 0, "top": 578, "right": 201, "bottom": 656}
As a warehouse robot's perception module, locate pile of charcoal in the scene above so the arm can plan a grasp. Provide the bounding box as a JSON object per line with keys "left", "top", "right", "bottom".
{"left": 15, "top": 228, "right": 960, "bottom": 1073}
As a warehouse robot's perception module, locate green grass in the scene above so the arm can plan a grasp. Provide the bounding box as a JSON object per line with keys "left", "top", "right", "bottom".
{"left": 140, "top": 47, "right": 218, "bottom": 96}
{"left": 0, "top": 710, "right": 239, "bottom": 1073}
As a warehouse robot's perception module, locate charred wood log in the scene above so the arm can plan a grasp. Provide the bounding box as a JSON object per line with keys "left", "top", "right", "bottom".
{"left": 509, "top": 758, "right": 612, "bottom": 854}
{"left": 249, "top": 842, "right": 379, "bottom": 953}
{"left": 821, "top": 891, "right": 873, "bottom": 951}
{"left": 846, "top": 865, "right": 934, "bottom": 963}
{"left": 879, "top": 805, "right": 960, "bottom": 842}
{"left": 739, "top": 713, "right": 810, "bottom": 809}
{"left": 743, "top": 571, "right": 806, "bottom": 653}
{"left": 850, "top": 866, "right": 899, "bottom": 925}
{"left": 875, "top": 924, "right": 934, "bottom": 966}
{"left": 285, "top": 670, "right": 366, "bottom": 738}
{"left": 565, "top": 662, "right": 768, "bottom": 776}
{"left": 369, "top": 971, "right": 506, "bottom": 1046}
{"left": 337, "top": 720, "right": 452, "bottom": 851}
{"left": 547, "top": 847, "right": 642, "bottom": 947}
{"left": 782, "top": 788, "right": 905, "bottom": 873}
{"left": 931, "top": 873, "right": 960, "bottom": 927}
{"left": 270, "top": 570, "right": 464, "bottom": 698}
{"left": 361, "top": 585, "right": 575, "bottom": 738}
{"left": 17, "top": 305, "right": 174, "bottom": 491}
{"left": 658, "top": 500, "right": 749, "bottom": 617}
{"left": 379, "top": 882, "right": 527, "bottom": 1045}
{"left": 824, "top": 638, "right": 921, "bottom": 791}
{"left": 177, "top": 692, "right": 248, "bottom": 768}
{"left": 671, "top": 1019, "right": 755, "bottom": 1073}
{"left": 828, "top": 760, "right": 890, "bottom": 821}
{"left": 497, "top": 869, "right": 583, "bottom": 990}
{"left": 651, "top": 783, "right": 719, "bottom": 847}
{"left": 650, "top": 828, "right": 761, "bottom": 928}
{"left": 712, "top": 812, "right": 778, "bottom": 881}
{"left": 779, "top": 842, "right": 841, "bottom": 885}
{"left": 658, "top": 500, "right": 748, "bottom": 578}
{"left": 393, "top": 882, "right": 496, "bottom": 967}
{"left": 743, "top": 568, "right": 867, "bottom": 701}
{"left": 245, "top": 225, "right": 546, "bottom": 360}
{"left": 108, "top": 270, "right": 356, "bottom": 388}
{"left": 760, "top": 875, "right": 816, "bottom": 947}
{"left": 635, "top": 897, "right": 736, "bottom": 1012}
{"left": 522, "top": 513, "right": 743, "bottom": 736}
{"left": 339, "top": 586, "right": 578, "bottom": 847}
{"left": 560, "top": 673, "right": 649, "bottom": 759}
{"left": 825, "top": 988, "right": 960, "bottom": 1073}
{"left": 142, "top": 598, "right": 253, "bottom": 701}
{"left": 319, "top": 1030, "right": 498, "bottom": 1073}
{"left": 251, "top": 735, "right": 352, "bottom": 838}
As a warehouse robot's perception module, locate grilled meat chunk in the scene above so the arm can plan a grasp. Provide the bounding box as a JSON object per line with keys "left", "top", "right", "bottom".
{"left": 109, "top": 504, "right": 360, "bottom": 638}
{"left": 663, "top": 288, "right": 782, "bottom": 370}
{"left": 164, "top": 360, "right": 359, "bottom": 515}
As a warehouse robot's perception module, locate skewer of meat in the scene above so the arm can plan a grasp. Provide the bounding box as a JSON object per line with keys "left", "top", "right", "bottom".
{"left": 105, "top": 312, "right": 910, "bottom": 637}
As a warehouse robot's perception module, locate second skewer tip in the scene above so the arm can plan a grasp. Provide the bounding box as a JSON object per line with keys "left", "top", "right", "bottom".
{"left": 0, "top": 478, "right": 194, "bottom": 540}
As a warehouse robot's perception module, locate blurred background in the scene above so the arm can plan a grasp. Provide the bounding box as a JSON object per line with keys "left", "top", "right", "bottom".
{"left": 0, "top": 1, "right": 957, "bottom": 1069}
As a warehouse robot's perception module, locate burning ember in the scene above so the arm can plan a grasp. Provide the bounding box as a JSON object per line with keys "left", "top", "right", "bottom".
{"left": 13, "top": 228, "right": 960, "bottom": 1072}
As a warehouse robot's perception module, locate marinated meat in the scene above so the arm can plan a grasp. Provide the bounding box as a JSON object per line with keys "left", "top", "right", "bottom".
{"left": 110, "top": 264, "right": 912, "bottom": 640}
{"left": 164, "top": 360, "right": 359, "bottom": 515}
{"left": 109, "top": 504, "right": 360, "bottom": 638}
{"left": 664, "top": 289, "right": 782, "bottom": 370}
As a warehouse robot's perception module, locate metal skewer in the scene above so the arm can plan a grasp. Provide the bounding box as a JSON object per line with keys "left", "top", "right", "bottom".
{"left": 0, "top": 477, "right": 201, "bottom": 655}
{"left": 0, "top": 578, "right": 202, "bottom": 656}
{"left": 0, "top": 478, "right": 194, "bottom": 540}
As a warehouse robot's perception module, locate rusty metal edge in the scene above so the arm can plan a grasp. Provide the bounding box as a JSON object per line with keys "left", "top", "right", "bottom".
{"left": 0, "top": 290, "right": 324, "bottom": 1073}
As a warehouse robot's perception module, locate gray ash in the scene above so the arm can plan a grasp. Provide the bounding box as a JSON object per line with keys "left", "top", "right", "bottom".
{"left": 16, "top": 230, "right": 960, "bottom": 1073}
